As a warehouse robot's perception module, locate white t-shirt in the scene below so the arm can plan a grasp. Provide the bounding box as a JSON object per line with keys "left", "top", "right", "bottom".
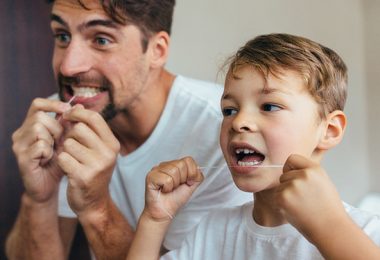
{"left": 57, "top": 75, "right": 251, "bottom": 250}
{"left": 163, "top": 201, "right": 380, "bottom": 260}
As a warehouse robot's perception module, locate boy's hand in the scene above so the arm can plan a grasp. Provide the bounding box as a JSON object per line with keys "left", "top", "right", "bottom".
{"left": 143, "top": 157, "right": 204, "bottom": 222}
{"left": 274, "top": 154, "right": 347, "bottom": 243}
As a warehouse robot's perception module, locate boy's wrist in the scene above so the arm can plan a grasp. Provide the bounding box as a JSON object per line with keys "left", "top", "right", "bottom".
{"left": 306, "top": 210, "right": 351, "bottom": 245}
{"left": 140, "top": 209, "right": 173, "bottom": 228}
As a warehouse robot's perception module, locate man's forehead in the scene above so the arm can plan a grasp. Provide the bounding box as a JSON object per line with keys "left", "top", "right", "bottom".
{"left": 52, "top": 0, "right": 106, "bottom": 15}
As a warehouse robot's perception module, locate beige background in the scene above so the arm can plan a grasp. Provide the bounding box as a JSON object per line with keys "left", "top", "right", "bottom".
{"left": 167, "top": 0, "right": 380, "bottom": 205}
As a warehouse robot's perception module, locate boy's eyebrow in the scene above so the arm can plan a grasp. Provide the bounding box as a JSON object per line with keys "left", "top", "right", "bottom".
{"left": 51, "top": 13, "right": 119, "bottom": 30}
{"left": 221, "top": 93, "right": 233, "bottom": 100}
{"left": 261, "top": 87, "right": 291, "bottom": 95}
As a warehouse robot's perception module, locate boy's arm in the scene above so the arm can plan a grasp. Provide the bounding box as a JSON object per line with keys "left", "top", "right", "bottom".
{"left": 126, "top": 157, "right": 204, "bottom": 260}
{"left": 275, "top": 154, "right": 380, "bottom": 260}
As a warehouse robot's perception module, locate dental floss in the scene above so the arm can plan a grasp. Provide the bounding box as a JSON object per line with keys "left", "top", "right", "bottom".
{"left": 198, "top": 165, "right": 283, "bottom": 170}
{"left": 156, "top": 165, "right": 283, "bottom": 219}
{"left": 66, "top": 95, "right": 77, "bottom": 105}
{"left": 57, "top": 95, "right": 76, "bottom": 121}
{"left": 156, "top": 189, "right": 174, "bottom": 219}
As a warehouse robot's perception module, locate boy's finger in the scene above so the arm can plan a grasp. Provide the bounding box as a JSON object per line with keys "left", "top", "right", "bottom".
{"left": 283, "top": 154, "right": 315, "bottom": 174}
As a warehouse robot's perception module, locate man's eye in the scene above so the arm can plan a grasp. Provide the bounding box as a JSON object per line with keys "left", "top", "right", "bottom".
{"left": 262, "top": 103, "right": 281, "bottom": 112}
{"left": 222, "top": 108, "right": 238, "bottom": 116}
{"left": 54, "top": 33, "right": 71, "bottom": 46}
{"left": 95, "top": 37, "right": 111, "bottom": 46}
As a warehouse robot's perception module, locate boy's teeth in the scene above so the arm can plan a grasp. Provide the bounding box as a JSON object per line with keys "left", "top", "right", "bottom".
{"left": 235, "top": 148, "right": 255, "bottom": 154}
{"left": 238, "top": 161, "right": 261, "bottom": 166}
{"left": 72, "top": 87, "right": 101, "bottom": 98}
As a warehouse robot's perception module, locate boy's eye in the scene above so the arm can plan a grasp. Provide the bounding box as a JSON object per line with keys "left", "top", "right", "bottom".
{"left": 222, "top": 108, "right": 238, "bottom": 117}
{"left": 262, "top": 103, "right": 281, "bottom": 112}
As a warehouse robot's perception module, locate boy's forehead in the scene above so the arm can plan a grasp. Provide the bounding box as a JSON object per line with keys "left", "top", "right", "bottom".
{"left": 224, "top": 66, "right": 308, "bottom": 96}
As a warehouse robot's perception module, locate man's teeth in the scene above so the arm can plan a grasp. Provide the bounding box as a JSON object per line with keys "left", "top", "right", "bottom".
{"left": 72, "top": 87, "right": 101, "bottom": 98}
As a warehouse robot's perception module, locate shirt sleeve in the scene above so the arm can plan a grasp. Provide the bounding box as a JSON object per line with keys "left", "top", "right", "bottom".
{"left": 58, "top": 176, "right": 77, "bottom": 218}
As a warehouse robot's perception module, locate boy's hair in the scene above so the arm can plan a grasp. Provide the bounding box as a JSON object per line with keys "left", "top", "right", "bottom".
{"left": 47, "top": 0, "right": 176, "bottom": 51}
{"left": 227, "top": 33, "right": 348, "bottom": 117}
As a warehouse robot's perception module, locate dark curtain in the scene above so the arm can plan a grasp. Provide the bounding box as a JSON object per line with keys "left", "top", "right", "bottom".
{"left": 0, "top": 1, "right": 89, "bottom": 259}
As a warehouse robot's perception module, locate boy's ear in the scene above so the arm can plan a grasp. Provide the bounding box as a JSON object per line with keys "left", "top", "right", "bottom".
{"left": 317, "top": 110, "right": 347, "bottom": 150}
{"left": 148, "top": 31, "right": 170, "bottom": 69}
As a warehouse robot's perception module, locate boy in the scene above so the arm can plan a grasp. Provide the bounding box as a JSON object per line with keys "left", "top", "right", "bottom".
{"left": 127, "top": 34, "right": 380, "bottom": 259}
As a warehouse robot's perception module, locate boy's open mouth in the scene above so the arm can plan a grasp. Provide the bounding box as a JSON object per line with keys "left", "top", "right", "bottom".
{"left": 235, "top": 148, "right": 265, "bottom": 166}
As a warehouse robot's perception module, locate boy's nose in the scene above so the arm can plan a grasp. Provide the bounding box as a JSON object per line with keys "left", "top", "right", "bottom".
{"left": 59, "top": 41, "right": 92, "bottom": 77}
{"left": 231, "top": 112, "right": 258, "bottom": 133}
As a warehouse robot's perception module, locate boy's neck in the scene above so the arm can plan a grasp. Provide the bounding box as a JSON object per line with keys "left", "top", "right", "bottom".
{"left": 253, "top": 190, "right": 288, "bottom": 227}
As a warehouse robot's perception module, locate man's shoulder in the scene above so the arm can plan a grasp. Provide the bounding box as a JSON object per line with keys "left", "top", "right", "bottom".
{"left": 172, "top": 75, "right": 223, "bottom": 112}
{"left": 47, "top": 93, "right": 59, "bottom": 100}
{"left": 174, "top": 75, "right": 223, "bottom": 95}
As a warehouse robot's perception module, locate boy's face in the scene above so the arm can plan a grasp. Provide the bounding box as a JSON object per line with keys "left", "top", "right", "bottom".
{"left": 50, "top": 0, "right": 152, "bottom": 120}
{"left": 220, "top": 66, "right": 326, "bottom": 192}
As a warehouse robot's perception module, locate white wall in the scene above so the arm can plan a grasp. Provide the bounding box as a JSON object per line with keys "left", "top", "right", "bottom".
{"left": 167, "top": 0, "right": 370, "bottom": 205}
{"left": 363, "top": 0, "right": 380, "bottom": 192}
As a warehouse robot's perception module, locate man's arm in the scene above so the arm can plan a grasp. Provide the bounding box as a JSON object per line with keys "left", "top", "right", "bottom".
{"left": 78, "top": 196, "right": 135, "bottom": 260}
{"left": 6, "top": 98, "right": 76, "bottom": 259}
{"left": 6, "top": 194, "right": 77, "bottom": 260}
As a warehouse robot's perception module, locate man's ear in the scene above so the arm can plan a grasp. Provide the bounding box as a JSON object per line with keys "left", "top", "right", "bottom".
{"left": 317, "top": 110, "right": 347, "bottom": 150}
{"left": 147, "top": 31, "right": 170, "bottom": 69}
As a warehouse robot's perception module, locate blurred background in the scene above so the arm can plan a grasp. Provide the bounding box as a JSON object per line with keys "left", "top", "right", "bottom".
{"left": 1, "top": 0, "right": 379, "bottom": 259}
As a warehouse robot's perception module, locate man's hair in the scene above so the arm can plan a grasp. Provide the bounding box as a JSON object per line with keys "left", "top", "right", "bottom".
{"left": 227, "top": 33, "right": 348, "bottom": 117}
{"left": 47, "top": 0, "right": 176, "bottom": 51}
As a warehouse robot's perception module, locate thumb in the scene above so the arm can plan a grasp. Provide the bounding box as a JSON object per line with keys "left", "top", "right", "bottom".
{"left": 283, "top": 154, "right": 315, "bottom": 174}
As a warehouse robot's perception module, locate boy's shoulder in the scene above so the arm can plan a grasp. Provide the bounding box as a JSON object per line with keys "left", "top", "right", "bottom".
{"left": 196, "top": 201, "right": 253, "bottom": 229}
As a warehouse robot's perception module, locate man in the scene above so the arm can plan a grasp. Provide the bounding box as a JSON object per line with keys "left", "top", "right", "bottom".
{"left": 5, "top": 0, "right": 249, "bottom": 259}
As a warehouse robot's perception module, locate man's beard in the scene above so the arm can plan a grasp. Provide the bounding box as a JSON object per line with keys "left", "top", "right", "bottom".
{"left": 57, "top": 73, "right": 119, "bottom": 121}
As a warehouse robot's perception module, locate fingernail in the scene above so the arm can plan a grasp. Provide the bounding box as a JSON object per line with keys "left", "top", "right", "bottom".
{"left": 60, "top": 103, "right": 71, "bottom": 112}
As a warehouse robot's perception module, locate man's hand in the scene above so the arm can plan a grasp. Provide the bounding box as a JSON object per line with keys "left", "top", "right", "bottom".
{"left": 12, "top": 98, "right": 71, "bottom": 203}
{"left": 274, "top": 154, "right": 346, "bottom": 242}
{"left": 56, "top": 104, "right": 120, "bottom": 218}
{"left": 144, "top": 157, "right": 204, "bottom": 222}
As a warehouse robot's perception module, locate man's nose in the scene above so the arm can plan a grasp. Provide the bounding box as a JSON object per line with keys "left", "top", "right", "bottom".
{"left": 231, "top": 111, "right": 258, "bottom": 133}
{"left": 59, "top": 40, "right": 92, "bottom": 76}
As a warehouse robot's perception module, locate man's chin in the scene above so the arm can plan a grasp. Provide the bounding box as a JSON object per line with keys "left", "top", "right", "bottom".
{"left": 100, "top": 103, "right": 118, "bottom": 122}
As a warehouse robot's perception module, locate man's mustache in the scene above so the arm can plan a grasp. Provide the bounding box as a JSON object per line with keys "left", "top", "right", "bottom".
{"left": 58, "top": 73, "right": 111, "bottom": 89}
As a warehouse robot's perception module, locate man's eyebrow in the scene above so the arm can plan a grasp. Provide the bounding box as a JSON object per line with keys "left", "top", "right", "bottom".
{"left": 50, "top": 14, "right": 118, "bottom": 30}
{"left": 51, "top": 14, "right": 68, "bottom": 27}
{"left": 83, "top": 19, "right": 119, "bottom": 29}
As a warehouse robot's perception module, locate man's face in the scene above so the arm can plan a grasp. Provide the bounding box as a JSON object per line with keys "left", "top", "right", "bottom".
{"left": 220, "top": 66, "right": 325, "bottom": 193}
{"left": 51, "top": 0, "right": 151, "bottom": 120}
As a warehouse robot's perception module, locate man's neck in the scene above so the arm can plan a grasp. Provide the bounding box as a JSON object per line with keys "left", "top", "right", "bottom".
{"left": 109, "top": 69, "right": 175, "bottom": 155}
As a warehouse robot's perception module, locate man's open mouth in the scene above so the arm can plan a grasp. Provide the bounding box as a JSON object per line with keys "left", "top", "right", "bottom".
{"left": 235, "top": 148, "right": 265, "bottom": 166}
{"left": 71, "top": 86, "right": 103, "bottom": 98}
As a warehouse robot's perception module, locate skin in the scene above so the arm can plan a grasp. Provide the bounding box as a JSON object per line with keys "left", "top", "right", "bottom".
{"left": 127, "top": 66, "right": 380, "bottom": 260}
{"left": 6, "top": 0, "right": 174, "bottom": 259}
